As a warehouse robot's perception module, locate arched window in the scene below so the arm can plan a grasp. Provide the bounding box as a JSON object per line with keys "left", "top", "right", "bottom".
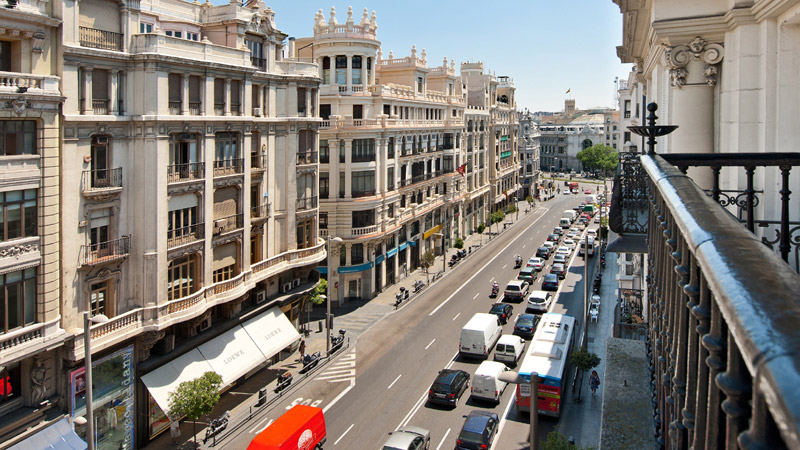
{"left": 582, "top": 139, "right": 593, "bottom": 149}
{"left": 322, "top": 56, "right": 330, "bottom": 84}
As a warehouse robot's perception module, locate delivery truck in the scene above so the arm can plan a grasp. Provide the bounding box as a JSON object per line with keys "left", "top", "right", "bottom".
{"left": 248, "top": 405, "right": 326, "bottom": 450}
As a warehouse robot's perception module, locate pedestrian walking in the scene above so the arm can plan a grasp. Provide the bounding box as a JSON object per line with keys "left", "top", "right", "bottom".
{"left": 170, "top": 419, "right": 181, "bottom": 445}
{"left": 590, "top": 370, "right": 601, "bottom": 396}
{"left": 299, "top": 339, "right": 306, "bottom": 359}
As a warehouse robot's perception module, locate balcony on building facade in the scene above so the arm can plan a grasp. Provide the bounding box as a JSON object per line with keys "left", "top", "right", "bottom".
{"left": 79, "top": 26, "right": 123, "bottom": 51}
{"left": 251, "top": 203, "right": 270, "bottom": 221}
{"left": 296, "top": 196, "right": 318, "bottom": 211}
{"left": 213, "top": 158, "right": 244, "bottom": 177}
{"left": 212, "top": 214, "right": 243, "bottom": 235}
{"left": 297, "top": 151, "right": 318, "bottom": 165}
{"left": 351, "top": 190, "right": 376, "bottom": 199}
{"left": 81, "top": 168, "right": 123, "bottom": 199}
{"left": 169, "top": 100, "right": 181, "bottom": 115}
{"left": 251, "top": 154, "right": 267, "bottom": 172}
{"left": 167, "top": 222, "right": 204, "bottom": 249}
{"left": 0, "top": 72, "right": 60, "bottom": 94}
{"left": 319, "top": 116, "right": 462, "bottom": 130}
{"left": 251, "top": 56, "right": 267, "bottom": 71}
{"left": 81, "top": 235, "right": 131, "bottom": 266}
{"left": 168, "top": 162, "right": 205, "bottom": 183}
{"left": 189, "top": 101, "right": 201, "bottom": 115}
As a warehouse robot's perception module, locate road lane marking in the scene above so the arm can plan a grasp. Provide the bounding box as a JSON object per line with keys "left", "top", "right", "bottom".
{"left": 323, "top": 377, "right": 355, "bottom": 413}
{"left": 428, "top": 209, "right": 549, "bottom": 316}
{"left": 425, "top": 339, "right": 436, "bottom": 350}
{"left": 388, "top": 374, "right": 402, "bottom": 389}
{"left": 502, "top": 264, "right": 507, "bottom": 269}
{"left": 436, "top": 428, "right": 451, "bottom": 450}
{"left": 399, "top": 352, "right": 459, "bottom": 429}
{"left": 473, "top": 292, "right": 479, "bottom": 300}
{"left": 334, "top": 424, "right": 354, "bottom": 445}
{"left": 452, "top": 313, "right": 460, "bottom": 321}
{"left": 249, "top": 417, "right": 273, "bottom": 435}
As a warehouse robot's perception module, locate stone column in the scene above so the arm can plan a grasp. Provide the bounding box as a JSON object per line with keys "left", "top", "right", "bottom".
{"left": 109, "top": 70, "right": 119, "bottom": 115}
{"left": 375, "top": 137, "right": 385, "bottom": 192}
{"left": 343, "top": 139, "right": 353, "bottom": 198}
{"left": 306, "top": 88, "right": 313, "bottom": 117}
{"left": 346, "top": 55, "right": 353, "bottom": 92}
{"left": 664, "top": 37, "right": 723, "bottom": 189}
{"left": 181, "top": 74, "right": 190, "bottom": 115}
{"left": 361, "top": 56, "right": 367, "bottom": 89}
{"left": 224, "top": 78, "right": 232, "bottom": 116}
{"left": 204, "top": 74, "right": 214, "bottom": 116}
{"left": 329, "top": 139, "right": 339, "bottom": 199}
{"left": 82, "top": 67, "right": 93, "bottom": 115}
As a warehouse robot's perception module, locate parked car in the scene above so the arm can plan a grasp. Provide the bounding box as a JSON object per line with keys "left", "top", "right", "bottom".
{"left": 526, "top": 290, "right": 553, "bottom": 313}
{"left": 513, "top": 314, "right": 540, "bottom": 339}
{"left": 382, "top": 426, "right": 431, "bottom": 450}
{"left": 526, "top": 257, "right": 545, "bottom": 271}
{"left": 550, "top": 263, "right": 567, "bottom": 279}
{"left": 536, "top": 246, "right": 551, "bottom": 259}
{"left": 553, "top": 253, "right": 568, "bottom": 264}
{"left": 517, "top": 266, "right": 536, "bottom": 283}
{"left": 489, "top": 303, "right": 514, "bottom": 325}
{"left": 428, "top": 369, "right": 470, "bottom": 407}
{"left": 503, "top": 280, "right": 529, "bottom": 302}
{"left": 546, "top": 233, "right": 560, "bottom": 242}
{"left": 542, "top": 273, "right": 560, "bottom": 291}
{"left": 455, "top": 411, "right": 499, "bottom": 450}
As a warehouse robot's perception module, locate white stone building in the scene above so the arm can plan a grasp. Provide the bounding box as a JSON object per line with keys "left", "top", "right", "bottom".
{"left": 518, "top": 110, "right": 541, "bottom": 198}
{"left": 294, "top": 7, "right": 469, "bottom": 301}
{"left": 539, "top": 111, "right": 605, "bottom": 174}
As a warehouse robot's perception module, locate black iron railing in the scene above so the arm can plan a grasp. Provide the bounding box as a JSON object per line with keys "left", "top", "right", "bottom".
{"left": 297, "top": 151, "right": 318, "bottom": 165}
{"left": 296, "top": 196, "right": 318, "bottom": 211}
{"left": 82, "top": 236, "right": 130, "bottom": 266}
{"left": 79, "top": 27, "right": 123, "bottom": 51}
{"left": 213, "top": 158, "right": 244, "bottom": 176}
{"left": 251, "top": 154, "right": 267, "bottom": 171}
{"left": 82, "top": 168, "right": 123, "bottom": 191}
{"left": 167, "top": 223, "right": 204, "bottom": 248}
{"left": 251, "top": 203, "right": 270, "bottom": 219}
{"left": 167, "top": 162, "right": 204, "bottom": 182}
{"left": 251, "top": 57, "right": 267, "bottom": 71}
{"left": 351, "top": 190, "right": 375, "bottom": 198}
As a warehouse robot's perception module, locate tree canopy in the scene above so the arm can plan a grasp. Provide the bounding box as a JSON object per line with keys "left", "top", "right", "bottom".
{"left": 576, "top": 144, "right": 619, "bottom": 176}
{"left": 168, "top": 371, "right": 223, "bottom": 446}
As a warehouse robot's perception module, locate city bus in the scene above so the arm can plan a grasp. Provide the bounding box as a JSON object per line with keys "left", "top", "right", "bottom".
{"left": 514, "top": 313, "right": 576, "bottom": 417}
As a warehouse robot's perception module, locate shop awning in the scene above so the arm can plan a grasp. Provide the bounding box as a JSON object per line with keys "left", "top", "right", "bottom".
{"left": 197, "top": 325, "right": 267, "bottom": 387}
{"left": 242, "top": 307, "right": 301, "bottom": 360}
{"left": 8, "top": 417, "right": 87, "bottom": 450}
{"left": 141, "top": 348, "right": 214, "bottom": 413}
{"left": 141, "top": 307, "right": 299, "bottom": 413}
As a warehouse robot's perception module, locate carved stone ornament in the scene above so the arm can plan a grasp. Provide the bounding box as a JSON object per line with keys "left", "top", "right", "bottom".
{"left": 664, "top": 37, "right": 724, "bottom": 87}
{"left": 6, "top": 98, "right": 32, "bottom": 115}
{"left": 138, "top": 330, "right": 166, "bottom": 361}
{"left": 0, "top": 243, "right": 38, "bottom": 258}
{"left": 30, "top": 356, "right": 48, "bottom": 404}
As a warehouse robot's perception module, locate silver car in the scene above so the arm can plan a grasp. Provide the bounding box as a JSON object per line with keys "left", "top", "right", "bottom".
{"left": 382, "top": 426, "right": 431, "bottom": 450}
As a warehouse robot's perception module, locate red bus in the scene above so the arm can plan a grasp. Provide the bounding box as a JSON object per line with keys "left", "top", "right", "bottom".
{"left": 514, "top": 313, "right": 576, "bottom": 417}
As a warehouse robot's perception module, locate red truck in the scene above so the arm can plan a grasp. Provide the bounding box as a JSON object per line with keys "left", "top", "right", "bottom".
{"left": 248, "top": 405, "right": 327, "bottom": 450}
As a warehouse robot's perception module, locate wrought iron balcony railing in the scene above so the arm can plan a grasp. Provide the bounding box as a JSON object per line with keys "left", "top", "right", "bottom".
{"left": 251, "top": 154, "right": 267, "bottom": 171}
{"left": 213, "top": 158, "right": 244, "bottom": 176}
{"left": 297, "top": 151, "right": 318, "bottom": 165}
{"left": 251, "top": 203, "right": 270, "bottom": 219}
{"left": 81, "top": 236, "right": 131, "bottom": 266}
{"left": 167, "top": 223, "right": 204, "bottom": 248}
{"left": 82, "top": 168, "right": 123, "bottom": 191}
{"left": 167, "top": 162, "right": 204, "bottom": 182}
{"left": 212, "top": 214, "right": 243, "bottom": 235}
{"left": 296, "top": 196, "right": 318, "bottom": 211}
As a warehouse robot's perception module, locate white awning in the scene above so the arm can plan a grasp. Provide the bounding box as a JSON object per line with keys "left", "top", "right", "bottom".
{"left": 8, "top": 417, "right": 87, "bottom": 450}
{"left": 242, "top": 307, "right": 301, "bottom": 360}
{"left": 141, "top": 349, "right": 213, "bottom": 413}
{"left": 197, "top": 325, "right": 267, "bottom": 387}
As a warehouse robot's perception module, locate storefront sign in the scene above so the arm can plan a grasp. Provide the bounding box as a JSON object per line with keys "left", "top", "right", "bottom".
{"left": 337, "top": 261, "right": 375, "bottom": 273}
{"left": 71, "top": 345, "right": 135, "bottom": 450}
{"left": 375, "top": 254, "right": 385, "bottom": 264}
{"left": 398, "top": 242, "right": 409, "bottom": 252}
{"left": 422, "top": 224, "right": 443, "bottom": 240}
{"left": 386, "top": 247, "right": 397, "bottom": 257}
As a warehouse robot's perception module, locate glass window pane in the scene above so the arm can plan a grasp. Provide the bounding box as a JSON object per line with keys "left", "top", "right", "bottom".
{"left": 24, "top": 200, "right": 36, "bottom": 237}
{"left": 23, "top": 278, "right": 35, "bottom": 324}
{"left": 5, "top": 191, "right": 21, "bottom": 202}
{"left": 7, "top": 284, "right": 19, "bottom": 330}
{"left": 5, "top": 204, "right": 20, "bottom": 240}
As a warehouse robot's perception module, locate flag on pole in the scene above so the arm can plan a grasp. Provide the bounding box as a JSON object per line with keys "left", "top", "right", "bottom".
{"left": 565, "top": 88, "right": 571, "bottom": 94}
{"left": 456, "top": 159, "right": 470, "bottom": 176}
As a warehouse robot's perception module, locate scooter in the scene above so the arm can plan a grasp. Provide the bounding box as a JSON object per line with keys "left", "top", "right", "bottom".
{"left": 490, "top": 283, "right": 500, "bottom": 298}
{"left": 414, "top": 280, "right": 425, "bottom": 292}
{"left": 448, "top": 255, "right": 459, "bottom": 268}
{"left": 329, "top": 329, "right": 347, "bottom": 353}
{"left": 274, "top": 371, "right": 293, "bottom": 393}
{"left": 300, "top": 351, "right": 322, "bottom": 373}
{"left": 394, "top": 287, "right": 409, "bottom": 308}
{"left": 203, "top": 410, "right": 230, "bottom": 444}
{"left": 514, "top": 255, "right": 523, "bottom": 269}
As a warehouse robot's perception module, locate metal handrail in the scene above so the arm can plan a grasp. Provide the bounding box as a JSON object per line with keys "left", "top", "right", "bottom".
{"left": 167, "top": 162, "right": 205, "bottom": 182}
{"left": 642, "top": 153, "right": 800, "bottom": 449}
{"left": 81, "top": 236, "right": 131, "bottom": 266}
{"left": 167, "top": 223, "right": 204, "bottom": 248}
{"left": 82, "top": 168, "right": 123, "bottom": 190}
{"left": 296, "top": 196, "right": 318, "bottom": 211}
{"left": 213, "top": 158, "right": 244, "bottom": 176}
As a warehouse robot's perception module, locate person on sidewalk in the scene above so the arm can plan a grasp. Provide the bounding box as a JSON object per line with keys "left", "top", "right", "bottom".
{"left": 299, "top": 339, "right": 306, "bottom": 360}
{"left": 590, "top": 370, "right": 601, "bottom": 396}
{"left": 170, "top": 419, "right": 180, "bottom": 445}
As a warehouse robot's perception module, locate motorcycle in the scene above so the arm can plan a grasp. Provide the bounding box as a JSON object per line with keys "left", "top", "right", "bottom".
{"left": 448, "top": 255, "right": 459, "bottom": 268}
{"left": 490, "top": 283, "right": 500, "bottom": 298}
{"left": 414, "top": 280, "right": 426, "bottom": 292}
{"left": 274, "top": 370, "right": 293, "bottom": 393}
{"left": 329, "top": 329, "right": 347, "bottom": 354}
{"left": 203, "top": 410, "right": 230, "bottom": 444}
{"left": 394, "top": 287, "right": 409, "bottom": 308}
{"left": 514, "top": 255, "right": 523, "bottom": 269}
{"left": 300, "top": 351, "right": 322, "bottom": 373}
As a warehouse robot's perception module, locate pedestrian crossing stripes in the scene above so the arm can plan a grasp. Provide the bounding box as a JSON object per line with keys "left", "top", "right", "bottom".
{"left": 317, "top": 348, "right": 356, "bottom": 383}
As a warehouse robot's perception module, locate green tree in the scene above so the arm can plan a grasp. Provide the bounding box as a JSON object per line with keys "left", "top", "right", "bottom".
{"left": 310, "top": 278, "right": 328, "bottom": 305}
{"left": 506, "top": 204, "right": 517, "bottom": 215}
{"left": 540, "top": 428, "right": 594, "bottom": 450}
{"left": 420, "top": 250, "right": 436, "bottom": 281}
{"left": 476, "top": 223, "right": 486, "bottom": 234}
{"left": 490, "top": 210, "right": 505, "bottom": 234}
{"left": 168, "top": 371, "right": 223, "bottom": 448}
{"left": 526, "top": 195, "right": 534, "bottom": 204}
{"left": 576, "top": 144, "right": 619, "bottom": 177}
{"left": 454, "top": 237, "right": 464, "bottom": 249}
{"left": 570, "top": 346, "right": 601, "bottom": 401}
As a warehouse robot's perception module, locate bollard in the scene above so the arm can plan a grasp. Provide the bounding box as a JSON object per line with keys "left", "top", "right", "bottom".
{"left": 257, "top": 388, "right": 267, "bottom": 406}
{"left": 318, "top": 320, "right": 323, "bottom": 332}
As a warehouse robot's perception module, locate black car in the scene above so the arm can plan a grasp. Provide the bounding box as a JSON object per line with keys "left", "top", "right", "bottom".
{"left": 542, "top": 273, "right": 560, "bottom": 291}
{"left": 489, "top": 303, "right": 513, "bottom": 325}
{"left": 546, "top": 233, "right": 560, "bottom": 242}
{"left": 428, "top": 369, "right": 470, "bottom": 407}
{"left": 455, "top": 410, "right": 499, "bottom": 450}
{"left": 513, "top": 314, "right": 540, "bottom": 339}
{"left": 536, "top": 246, "right": 551, "bottom": 259}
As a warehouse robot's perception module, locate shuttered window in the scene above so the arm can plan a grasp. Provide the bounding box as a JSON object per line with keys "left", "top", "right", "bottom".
{"left": 213, "top": 187, "right": 238, "bottom": 218}
{"left": 79, "top": 0, "right": 121, "bottom": 33}
{"left": 168, "top": 74, "right": 182, "bottom": 103}
{"left": 92, "top": 69, "right": 109, "bottom": 101}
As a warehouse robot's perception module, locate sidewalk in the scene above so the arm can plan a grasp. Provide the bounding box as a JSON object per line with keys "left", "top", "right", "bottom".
{"left": 146, "top": 198, "right": 546, "bottom": 449}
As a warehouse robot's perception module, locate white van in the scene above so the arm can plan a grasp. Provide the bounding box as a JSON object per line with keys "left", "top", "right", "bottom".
{"left": 470, "top": 361, "right": 510, "bottom": 404}
{"left": 460, "top": 313, "right": 503, "bottom": 359}
{"left": 559, "top": 218, "right": 571, "bottom": 229}
{"left": 494, "top": 334, "right": 526, "bottom": 365}
{"left": 586, "top": 194, "right": 597, "bottom": 204}
{"left": 563, "top": 210, "right": 577, "bottom": 222}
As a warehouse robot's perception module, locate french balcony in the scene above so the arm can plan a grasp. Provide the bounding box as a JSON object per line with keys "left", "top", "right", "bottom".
{"left": 297, "top": 151, "right": 318, "bottom": 165}
{"left": 79, "top": 27, "right": 123, "bottom": 52}
{"left": 251, "top": 203, "right": 270, "bottom": 221}
{"left": 214, "top": 103, "right": 225, "bottom": 116}
{"left": 251, "top": 56, "right": 267, "bottom": 71}
{"left": 189, "top": 101, "right": 201, "bottom": 115}
{"left": 81, "top": 236, "right": 131, "bottom": 266}
{"left": 169, "top": 100, "right": 181, "bottom": 115}
{"left": 92, "top": 99, "right": 109, "bottom": 115}
{"left": 607, "top": 104, "right": 800, "bottom": 450}
{"left": 212, "top": 214, "right": 243, "bottom": 235}
{"left": 167, "top": 222, "right": 204, "bottom": 249}
{"left": 213, "top": 158, "right": 244, "bottom": 177}
{"left": 296, "top": 196, "right": 318, "bottom": 211}
{"left": 167, "top": 162, "right": 205, "bottom": 183}
{"left": 81, "top": 168, "right": 123, "bottom": 200}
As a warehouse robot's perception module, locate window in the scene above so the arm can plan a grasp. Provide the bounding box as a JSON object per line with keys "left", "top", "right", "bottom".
{"left": 351, "top": 171, "right": 375, "bottom": 197}
{"left": 296, "top": 218, "right": 313, "bottom": 249}
{"left": 320, "top": 212, "right": 328, "bottom": 229}
{"left": 319, "top": 172, "right": 329, "bottom": 198}
{"left": 0, "top": 268, "right": 36, "bottom": 334}
{"left": 90, "top": 280, "right": 112, "bottom": 317}
{"left": 168, "top": 255, "right": 196, "bottom": 300}
{"left": 0, "top": 189, "right": 36, "bottom": 241}
{"left": 213, "top": 265, "right": 235, "bottom": 283}
{"left": 339, "top": 172, "right": 345, "bottom": 198}
{"left": 335, "top": 56, "right": 347, "bottom": 85}
{"left": 319, "top": 139, "right": 329, "bottom": 163}
{"left": 168, "top": 74, "right": 182, "bottom": 110}
{"left": 351, "top": 243, "right": 364, "bottom": 264}
{"left": 187, "top": 32, "right": 199, "bottom": 41}
{"left": 352, "top": 105, "right": 363, "bottom": 120}
{"left": 351, "top": 139, "right": 374, "bottom": 162}
{"left": 214, "top": 78, "right": 225, "bottom": 112}
{"left": 322, "top": 57, "right": 330, "bottom": 84}
{"left": 352, "top": 210, "right": 375, "bottom": 228}
{"left": 139, "top": 23, "right": 153, "bottom": 33}
{"left": 320, "top": 104, "right": 331, "bottom": 120}
{"left": 387, "top": 167, "right": 394, "bottom": 190}
{"left": 387, "top": 203, "right": 394, "bottom": 218}
{"left": 168, "top": 206, "right": 197, "bottom": 241}
{"left": 0, "top": 363, "right": 20, "bottom": 405}
{"left": 165, "top": 30, "right": 183, "bottom": 39}
{"left": 387, "top": 137, "right": 395, "bottom": 159}
{"left": 0, "top": 121, "right": 36, "bottom": 156}
{"left": 624, "top": 131, "right": 631, "bottom": 144}
{"left": 417, "top": 77, "right": 424, "bottom": 93}
{"left": 351, "top": 56, "right": 362, "bottom": 85}
{"left": 215, "top": 132, "right": 239, "bottom": 162}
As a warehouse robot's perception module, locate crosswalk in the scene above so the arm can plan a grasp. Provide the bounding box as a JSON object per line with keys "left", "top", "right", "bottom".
{"left": 316, "top": 348, "right": 356, "bottom": 383}
{"left": 332, "top": 312, "right": 385, "bottom": 335}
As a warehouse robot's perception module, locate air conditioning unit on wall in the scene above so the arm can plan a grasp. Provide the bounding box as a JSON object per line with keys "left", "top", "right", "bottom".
{"left": 292, "top": 279, "right": 300, "bottom": 288}
{"left": 282, "top": 283, "right": 292, "bottom": 293}
{"left": 255, "top": 290, "right": 266, "bottom": 304}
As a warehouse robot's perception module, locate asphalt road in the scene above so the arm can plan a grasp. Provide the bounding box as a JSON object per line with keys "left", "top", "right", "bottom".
{"left": 220, "top": 189, "right": 601, "bottom": 450}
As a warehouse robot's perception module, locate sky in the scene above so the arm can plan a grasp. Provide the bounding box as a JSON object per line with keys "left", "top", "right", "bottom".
{"left": 218, "top": 1, "right": 631, "bottom": 112}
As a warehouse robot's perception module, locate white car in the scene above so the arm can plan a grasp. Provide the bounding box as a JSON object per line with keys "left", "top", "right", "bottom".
{"left": 526, "top": 290, "right": 554, "bottom": 313}
{"left": 527, "top": 257, "right": 545, "bottom": 271}
{"left": 556, "top": 246, "right": 571, "bottom": 257}
{"left": 542, "top": 241, "right": 556, "bottom": 251}
{"left": 562, "top": 239, "right": 577, "bottom": 250}
{"left": 562, "top": 190, "right": 570, "bottom": 195}
{"left": 586, "top": 229, "right": 597, "bottom": 238}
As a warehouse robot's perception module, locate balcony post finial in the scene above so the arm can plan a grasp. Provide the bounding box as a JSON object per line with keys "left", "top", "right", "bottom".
{"left": 627, "top": 102, "right": 678, "bottom": 155}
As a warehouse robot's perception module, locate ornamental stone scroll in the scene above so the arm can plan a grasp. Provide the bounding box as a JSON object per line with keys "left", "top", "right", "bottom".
{"left": 664, "top": 37, "right": 724, "bottom": 87}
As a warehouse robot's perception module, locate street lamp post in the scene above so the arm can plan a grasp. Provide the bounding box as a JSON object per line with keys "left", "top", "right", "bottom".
{"left": 326, "top": 236, "right": 342, "bottom": 354}
{"left": 498, "top": 371, "right": 539, "bottom": 450}
{"left": 583, "top": 234, "right": 589, "bottom": 343}
{"left": 83, "top": 312, "right": 109, "bottom": 450}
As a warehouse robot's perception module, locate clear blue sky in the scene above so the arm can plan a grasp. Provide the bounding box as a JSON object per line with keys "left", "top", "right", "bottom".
{"left": 216, "top": 1, "right": 631, "bottom": 112}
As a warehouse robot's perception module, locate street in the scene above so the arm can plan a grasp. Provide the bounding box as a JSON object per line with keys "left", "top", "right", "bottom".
{"left": 217, "top": 187, "right": 602, "bottom": 450}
